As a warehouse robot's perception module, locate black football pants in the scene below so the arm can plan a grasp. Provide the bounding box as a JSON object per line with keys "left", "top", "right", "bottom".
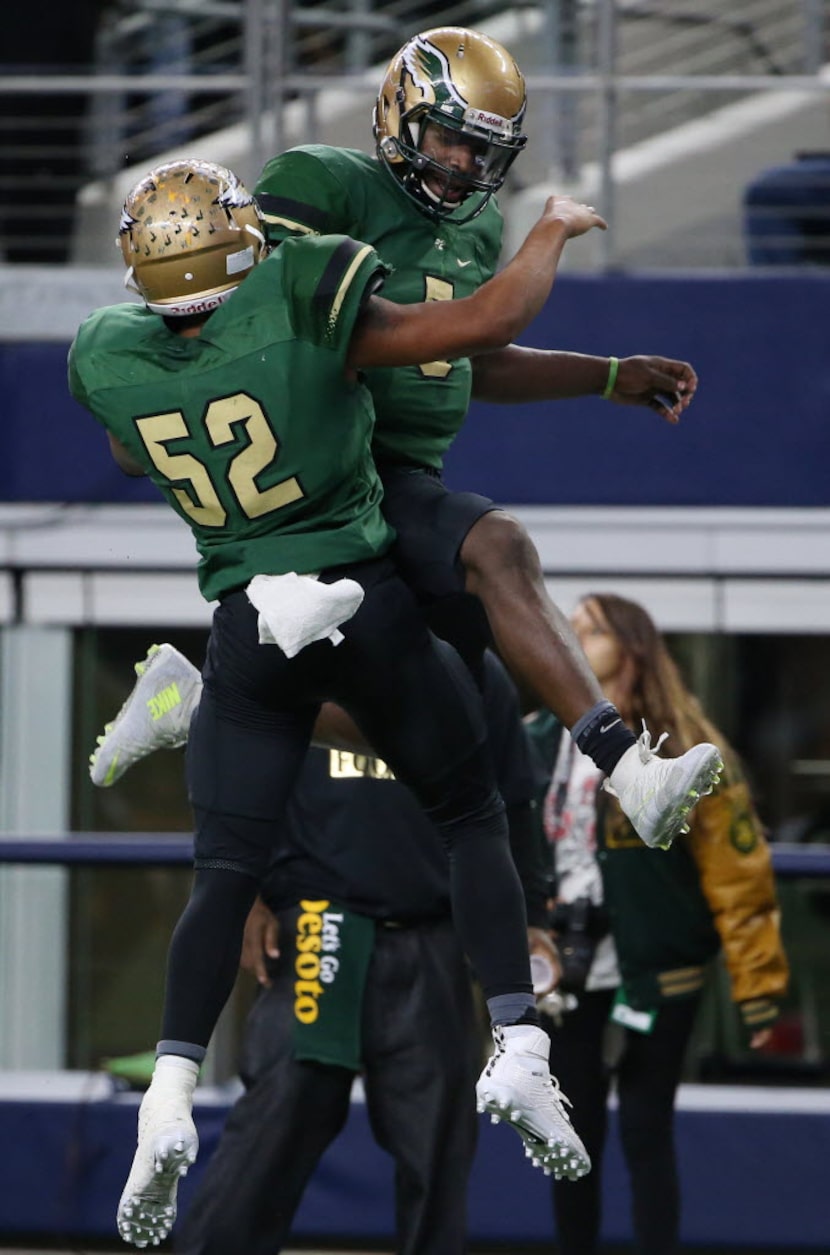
{"left": 162, "top": 558, "right": 531, "bottom": 1048}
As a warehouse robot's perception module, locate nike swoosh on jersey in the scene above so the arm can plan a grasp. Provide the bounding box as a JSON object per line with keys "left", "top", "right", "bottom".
{"left": 456, "top": 259, "right": 473, "bottom": 267}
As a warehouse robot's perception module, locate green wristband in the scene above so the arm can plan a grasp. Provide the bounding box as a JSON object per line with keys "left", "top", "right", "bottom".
{"left": 602, "top": 356, "right": 619, "bottom": 399}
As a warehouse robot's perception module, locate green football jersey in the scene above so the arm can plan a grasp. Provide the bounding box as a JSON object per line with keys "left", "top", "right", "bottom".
{"left": 68, "top": 235, "right": 393, "bottom": 602}
{"left": 255, "top": 146, "right": 503, "bottom": 470}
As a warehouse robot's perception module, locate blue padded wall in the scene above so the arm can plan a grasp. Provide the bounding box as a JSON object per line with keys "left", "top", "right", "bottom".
{"left": 3, "top": 272, "right": 829, "bottom": 506}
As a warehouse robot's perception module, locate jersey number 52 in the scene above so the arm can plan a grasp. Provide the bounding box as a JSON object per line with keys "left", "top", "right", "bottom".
{"left": 135, "top": 392, "right": 304, "bottom": 528}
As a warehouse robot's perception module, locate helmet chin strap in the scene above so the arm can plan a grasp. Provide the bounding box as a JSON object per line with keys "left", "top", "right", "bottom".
{"left": 408, "top": 157, "right": 472, "bottom": 211}
{"left": 419, "top": 182, "right": 444, "bottom": 205}
{"left": 379, "top": 130, "right": 495, "bottom": 224}
{"left": 408, "top": 154, "right": 446, "bottom": 204}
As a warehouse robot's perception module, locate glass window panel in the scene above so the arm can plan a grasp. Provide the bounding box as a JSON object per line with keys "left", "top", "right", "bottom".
{"left": 64, "top": 625, "right": 830, "bottom": 1080}
{"left": 68, "top": 628, "right": 207, "bottom": 1070}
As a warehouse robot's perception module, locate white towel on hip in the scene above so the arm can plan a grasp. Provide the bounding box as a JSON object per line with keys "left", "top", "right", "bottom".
{"left": 245, "top": 572, "right": 364, "bottom": 658}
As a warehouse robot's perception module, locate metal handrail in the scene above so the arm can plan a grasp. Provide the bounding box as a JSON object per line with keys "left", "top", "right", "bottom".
{"left": 1, "top": 836, "right": 828, "bottom": 875}
{"left": 0, "top": 835, "right": 193, "bottom": 865}
{"left": 3, "top": 71, "right": 829, "bottom": 94}
{"left": 2, "top": 1, "right": 827, "bottom": 266}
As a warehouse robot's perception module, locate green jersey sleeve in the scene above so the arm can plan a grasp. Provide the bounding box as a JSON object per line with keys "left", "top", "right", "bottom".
{"left": 67, "top": 305, "right": 127, "bottom": 417}
{"left": 67, "top": 339, "right": 88, "bottom": 408}
{"left": 279, "top": 233, "right": 388, "bottom": 355}
{"left": 255, "top": 147, "right": 357, "bottom": 243}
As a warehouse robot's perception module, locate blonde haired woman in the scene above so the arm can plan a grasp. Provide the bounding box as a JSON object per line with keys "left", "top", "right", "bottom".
{"left": 527, "top": 592, "right": 789, "bottom": 1255}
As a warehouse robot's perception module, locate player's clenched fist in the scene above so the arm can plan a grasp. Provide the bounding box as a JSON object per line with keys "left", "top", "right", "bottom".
{"left": 542, "top": 195, "right": 608, "bottom": 237}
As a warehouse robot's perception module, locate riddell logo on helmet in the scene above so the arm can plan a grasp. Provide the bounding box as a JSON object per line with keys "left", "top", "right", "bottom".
{"left": 150, "top": 291, "right": 234, "bottom": 317}
{"left": 177, "top": 295, "right": 225, "bottom": 315}
{"left": 465, "top": 107, "right": 510, "bottom": 131}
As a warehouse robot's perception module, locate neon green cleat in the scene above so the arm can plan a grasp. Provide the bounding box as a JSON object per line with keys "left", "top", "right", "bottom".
{"left": 89, "top": 644, "right": 202, "bottom": 788}
{"left": 102, "top": 1049, "right": 157, "bottom": 1090}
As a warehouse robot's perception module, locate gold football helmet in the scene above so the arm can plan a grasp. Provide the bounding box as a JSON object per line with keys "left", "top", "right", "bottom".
{"left": 373, "top": 26, "right": 527, "bottom": 223}
{"left": 118, "top": 159, "right": 266, "bottom": 317}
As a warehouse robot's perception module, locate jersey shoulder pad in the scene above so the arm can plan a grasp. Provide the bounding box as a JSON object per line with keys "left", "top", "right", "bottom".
{"left": 255, "top": 145, "right": 370, "bottom": 241}
{"left": 279, "top": 233, "right": 387, "bottom": 352}
{"left": 68, "top": 303, "right": 148, "bottom": 401}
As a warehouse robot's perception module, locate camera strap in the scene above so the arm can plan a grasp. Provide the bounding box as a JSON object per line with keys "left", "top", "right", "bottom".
{"left": 549, "top": 736, "right": 576, "bottom": 826}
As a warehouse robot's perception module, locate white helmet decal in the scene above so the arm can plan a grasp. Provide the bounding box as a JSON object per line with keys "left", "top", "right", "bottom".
{"left": 401, "top": 35, "right": 466, "bottom": 110}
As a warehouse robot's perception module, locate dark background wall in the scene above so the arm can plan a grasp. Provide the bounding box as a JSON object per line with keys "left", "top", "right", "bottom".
{"left": 3, "top": 272, "right": 828, "bottom": 506}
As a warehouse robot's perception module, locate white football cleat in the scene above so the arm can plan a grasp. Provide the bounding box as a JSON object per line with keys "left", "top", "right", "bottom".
{"left": 117, "top": 1056, "right": 199, "bottom": 1249}
{"left": 607, "top": 724, "right": 723, "bottom": 851}
{"left": 90, "top": 643, "right": 202, "bottom": 787}
{"left": 476, "top": 1025, "right": 590, "bottom": 1181}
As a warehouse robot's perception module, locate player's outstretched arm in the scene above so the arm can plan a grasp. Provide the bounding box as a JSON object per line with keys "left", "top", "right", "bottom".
{"left": 471, "top": 348, "right": 698, "bottom": 425}
{"left": 604, "top": 354, "right": 697, "bottom": 422}
{"left": 347, "top": 196, "right": 606, "bottom": 370}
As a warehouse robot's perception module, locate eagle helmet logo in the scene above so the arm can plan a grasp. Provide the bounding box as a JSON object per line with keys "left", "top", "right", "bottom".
{"left": 402, "top": 36, "right": 467, "bottom": 115}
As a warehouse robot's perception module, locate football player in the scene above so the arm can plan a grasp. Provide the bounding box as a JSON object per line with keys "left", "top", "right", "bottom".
{"left": 70, "top": 157, "right": 603, "bottom": 1248}
{"left": 92, "top": 28, "right": 722, "bottom": 859}
{"left": 252, "top": 26, "right": 721, "bottom": 852}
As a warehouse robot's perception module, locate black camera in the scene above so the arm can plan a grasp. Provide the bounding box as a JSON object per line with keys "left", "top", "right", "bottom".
{"left": 549, "top": 897, "right": 609, "bottom": 992}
